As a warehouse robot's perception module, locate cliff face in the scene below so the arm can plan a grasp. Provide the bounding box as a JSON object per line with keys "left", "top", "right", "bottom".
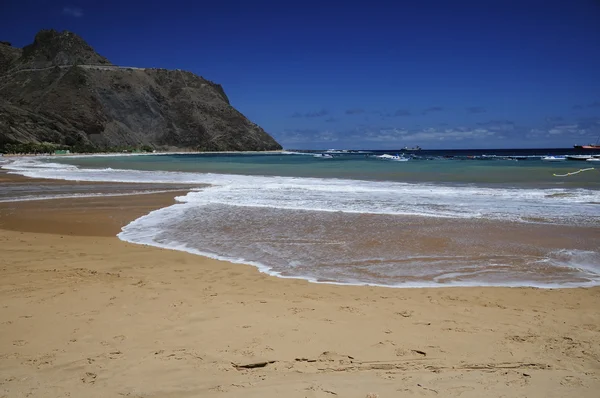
{"left": 0, "top": 30, "right": 282, "bottom": 152}
{"left": 0, "top": 41, "right": 22, "bottom": 73}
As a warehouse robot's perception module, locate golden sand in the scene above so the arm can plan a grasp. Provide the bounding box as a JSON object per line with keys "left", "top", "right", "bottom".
{"left": 0, "top": 173, "right": 599, "bottom": 397}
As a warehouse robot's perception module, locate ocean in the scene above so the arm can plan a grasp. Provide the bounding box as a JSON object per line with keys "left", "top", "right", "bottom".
{"left": 2, "top": 148, "right": 600, "bottom": 288}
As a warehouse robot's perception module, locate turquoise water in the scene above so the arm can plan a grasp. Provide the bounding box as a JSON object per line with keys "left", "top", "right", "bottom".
{"left": 51, "top": 152, "right": 600, "bottom": 188}
{"left": 3, "top": 152, "right": 600, "bottom": 288}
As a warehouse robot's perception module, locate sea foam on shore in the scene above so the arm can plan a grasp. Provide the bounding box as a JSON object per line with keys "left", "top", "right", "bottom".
{"left": 3, "top": 157, "right": 600, "bottom": 288}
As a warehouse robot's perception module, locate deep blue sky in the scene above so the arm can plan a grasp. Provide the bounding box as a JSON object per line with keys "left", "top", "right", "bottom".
{"left": 2, "top": 0, "right": 600, "bottom": 149}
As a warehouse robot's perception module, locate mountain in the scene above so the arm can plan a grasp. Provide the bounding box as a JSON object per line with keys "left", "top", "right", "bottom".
{"left": 0, "top": 30, "right": 282, "bottom": 152}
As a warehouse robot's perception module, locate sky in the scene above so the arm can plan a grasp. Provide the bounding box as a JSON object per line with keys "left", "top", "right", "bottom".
{"left": 2, "top": 0, "right": 600, "bottom": 149}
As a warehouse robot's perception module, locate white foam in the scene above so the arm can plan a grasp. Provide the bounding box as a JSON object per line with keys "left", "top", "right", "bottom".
{"left": 4, "top": 157, "right": 600, "bottom": 289}
{"left": 116, "top": 200, "right": 600, "bottom": 289}
{"left": 280, "top": 151, "right": 314, "bottom": 155}
{"left": 0, "top": 190, "right": 183, "bottom": 203}
{"left": 541, "top": 249, "right": 600, "bottom": 276}
{"left": 3, "top": 157, "right": 600, "bottom": 224}
{"left": 118, "top": 210, "right": 600, "bottom": 289}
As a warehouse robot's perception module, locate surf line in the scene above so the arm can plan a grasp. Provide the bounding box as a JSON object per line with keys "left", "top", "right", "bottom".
{"left": 553, "top": 168, "right": 595, "bottom": 177}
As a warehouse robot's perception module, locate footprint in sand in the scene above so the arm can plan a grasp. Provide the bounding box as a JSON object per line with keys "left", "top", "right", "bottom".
{"left": 395, "top": 310, "right": 413, "bottom": 318}
{"left": 338, "top": 306, "right": 362, "bottom": 314}
{"left": 113, "top": 335, "right": 126, "bottom": 342}
{"left": 561, "top": 375, "right": 583, "bottom": 387}
{"left": 81, "top": 372, "right": 97, "bottom": 384}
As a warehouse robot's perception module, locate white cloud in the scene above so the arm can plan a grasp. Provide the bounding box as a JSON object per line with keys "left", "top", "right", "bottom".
{"left": 314, "top": 130, "right": 338, "bottom": 142}
{"left": 276, "top": 129, "right": 340, "bottom": 144}
{"left": 279, "top": 118, "right": 600, "bottom": 148}
{"left": 553, "top": 124, "right": 579, "bottom": 130}
{"left": 527, "top": 128, "right": 546, "bottom": 138}
{"left": 63, "top": 7, "right": 83, "bottom": 17}
{"left": 356, "top": 127, "right": 497, "bottom": 143}
{"left": 533, "top": 123, "right": 589, "bottom": 137}
{"left": 477, "top": 121, "right": 515, "bottom": 132}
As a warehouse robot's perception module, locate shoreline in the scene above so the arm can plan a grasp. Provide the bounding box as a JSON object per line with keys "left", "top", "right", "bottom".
{"left": 1, "top": 173, "right": 600, "bottom": 397}
{"left": 3, "top": 165, "right": 600, "bottom": 289}
{"left": 118, "top": 222, "right": 600, "bottom": 290}
{"left": 0, "top": 149, "right": 287, "bottom": 159}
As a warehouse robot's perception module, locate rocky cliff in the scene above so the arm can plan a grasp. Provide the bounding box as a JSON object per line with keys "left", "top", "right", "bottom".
{"left": 0, "top": 30, "right": 281, "bottom": 152}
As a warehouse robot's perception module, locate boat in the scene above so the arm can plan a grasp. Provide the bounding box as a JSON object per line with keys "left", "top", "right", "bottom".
{"left": 402, "top": 145, "right": 422, "bottom": 151}
{"left": 390, "top": 155, "right": 409, "bottom": 162}
{"left": 566, "top": 155, "right": 592, "bottom": 161}
{"left": 541, "top": 156, "right": 566, "bottom": 162}
{"left": 313, "top": 153, "right": 333, "bottom": 158}
{"left": 376, "top": 153, "right": 408, "bottom": 162}
{"left": 574, "top": 135, "right": 600, "bottom": 149}
{"left": 377, "top": 154, "right": 408, "bottom": 161}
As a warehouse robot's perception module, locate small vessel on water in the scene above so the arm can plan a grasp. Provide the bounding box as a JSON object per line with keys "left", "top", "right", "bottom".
{"left": 313, "top": 153, "right": 334, "bottom": 158}
{"left": 541, "top": 155, "right": 567, "bottom": 162}
{"left": 566, "top": 155, "right": 592, "bottom": 161}
{"left": 390, "top": 155, "right": 409, "bottom": 162}
{"left": 402, "top": 145, "right": 422, "bottom": 151}
{"left": 377, "top": 154, "right": 409, "bottom": 162}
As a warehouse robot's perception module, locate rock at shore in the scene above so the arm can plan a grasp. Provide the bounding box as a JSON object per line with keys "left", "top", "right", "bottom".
{"left": 0, "top": 29, "right": 282, "bottom": 152}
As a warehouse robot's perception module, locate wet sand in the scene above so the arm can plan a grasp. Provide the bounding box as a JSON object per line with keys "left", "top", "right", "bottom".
{"left": 160, "top": 205, "right": 600, "bottom": 286}
{"left": 1, "top": 172, "right": 599, "bottom": 397}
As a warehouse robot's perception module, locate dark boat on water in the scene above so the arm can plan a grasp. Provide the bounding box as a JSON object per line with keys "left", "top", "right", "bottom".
{"left": 574, "top": 135, "right": 600, "bottom": 149}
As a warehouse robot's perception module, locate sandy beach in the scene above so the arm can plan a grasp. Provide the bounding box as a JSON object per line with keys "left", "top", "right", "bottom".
{"left": 1, "top": 172, "right": 599, "bottom": 397}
